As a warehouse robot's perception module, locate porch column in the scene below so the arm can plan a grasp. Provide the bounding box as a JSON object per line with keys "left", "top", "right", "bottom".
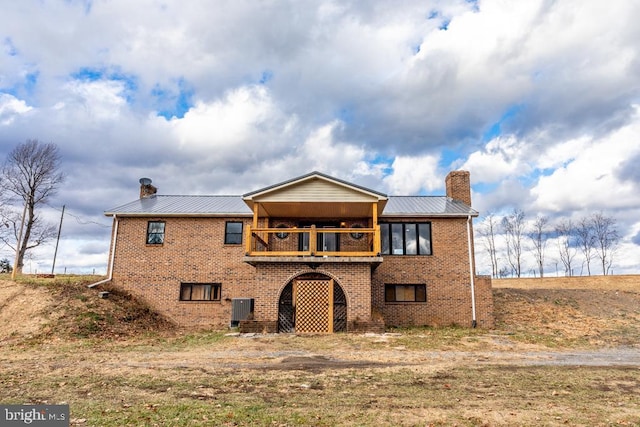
{"left": 372, "top": 202, "right": 380, "bottom": 255}
{"left": 372, "top": 202, "right": 378, "bottom": 227}
{"left": 252, "top": 202, "right": 259, "bottom": 229}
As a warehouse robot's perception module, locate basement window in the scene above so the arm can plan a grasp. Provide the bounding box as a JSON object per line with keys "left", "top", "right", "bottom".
{"left": 385, "top": 284, "right": 427, "bottom": 303}
{"left": 146, "top": 221, "right": 165, "bottom": 245}
{"left": 180, "top": 283, "right": 222, "bottom": 301}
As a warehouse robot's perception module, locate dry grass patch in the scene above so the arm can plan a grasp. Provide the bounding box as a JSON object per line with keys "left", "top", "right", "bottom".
{"left": 494, "top": 287, "right": 640, "bottom": 347}
{"left": 0, "top": 275, "right": 174, "bottom": 343}
{"left": 493, "top": 274, "right": 640, "bottom": 291}
{"left": 0, "top": 348, "right": 638, "bottom": 426}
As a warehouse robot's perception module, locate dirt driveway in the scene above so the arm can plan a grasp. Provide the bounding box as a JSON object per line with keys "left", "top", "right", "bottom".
{"left": 103, "top": 333, "right": 640, "bottom": 373}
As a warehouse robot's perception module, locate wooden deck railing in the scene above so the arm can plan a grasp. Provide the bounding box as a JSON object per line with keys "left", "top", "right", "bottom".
{"left": 244, "top": 225, "right": 381, "bottom": 257}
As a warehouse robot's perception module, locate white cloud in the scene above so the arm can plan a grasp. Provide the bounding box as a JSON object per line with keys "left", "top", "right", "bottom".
{"left": 0, "top": 94, "right": 32, "bottom": 125}
{"left": 472, "top": 178, "right": 532, "bottom": 216}
{"left": 533, "top": 136, "right": 590, "bottom": 171}
{"left": 172, "top": 86, "right": 275, "bottom": 148}
{"left": 530, "top": 111, "right": 640, "bottom": 212}
{"left": 239, "top": 120, "right": 377, "bottom": 191}
{"left": 61, "top": 80, "right": 128, "bottom": 122}
{"left": 383, "top": 154, "right": 441, "bottom": 195}
{"left": 298, "top": 122, "right": 368, "bottom": 174}
{"left": 461, "top": 136, "right": 528, "bottom": 183}
{"left": 168, "top": 85, "right": 298, "bottom": 173}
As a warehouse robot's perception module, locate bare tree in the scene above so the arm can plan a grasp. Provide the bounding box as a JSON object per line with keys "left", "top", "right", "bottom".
{"left": 555, "top": 220, "right": 577, "bottom": 276}
{"left": 0, "top": 140, "right": 65, "bottom": 275}
{"left": 529, "top": 215, "right": 549, "bottom": 278}
{"left": 501, "top": 208, "right": 526, "bottom": 278}
{"left": 591, "top": 212, "right": 619, "bottom": 275}
{"left": 498, "top": 266, "right": 510, "bottom": 278}
{"left": 479, "top": 213, "right": 500, "bottom": 278}
{"left": 576, "top": 216, "right": 596, "bottom": 276}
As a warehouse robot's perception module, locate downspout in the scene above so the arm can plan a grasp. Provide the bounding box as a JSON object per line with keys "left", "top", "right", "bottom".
{"left": 466, "top": 215, "right": 477, "bottom": 328}
{"left": 88, "top": 215, "right": 118, "bottom": 288}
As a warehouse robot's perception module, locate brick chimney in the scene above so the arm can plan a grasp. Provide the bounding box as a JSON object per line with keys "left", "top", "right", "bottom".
{"left": 139, "top": 178, "right": 157, "bottom": 198}
{"left": 445, "top": 170, "right": 472, "bottom": 206}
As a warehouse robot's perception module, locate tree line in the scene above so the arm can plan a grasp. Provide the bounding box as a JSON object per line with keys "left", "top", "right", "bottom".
{"left": 479, "top": 209, "right": 620, "bottom": 278}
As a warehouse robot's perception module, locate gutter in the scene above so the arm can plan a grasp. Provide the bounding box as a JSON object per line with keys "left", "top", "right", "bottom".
{"left": 466, "top": 215, "right": 477, "bottom": 328}
{"left": 103, "top": 212, "right": 254, "bottom": 218}
{"left": 380, "top": 213, "right": 479, "bottom": 218}
{"left": 88, "top": 215, "right": 118, "bottom": 288}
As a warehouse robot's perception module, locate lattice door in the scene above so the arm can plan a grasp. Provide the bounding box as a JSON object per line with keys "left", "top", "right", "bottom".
{"left": 333, "top": 282, "right": 347, "bottom": 332}
{"left": 295, "top": 279, "right": 333, "bottom": 333}
{"left": 278, "top": 283, "right": 295, "bottom": 333}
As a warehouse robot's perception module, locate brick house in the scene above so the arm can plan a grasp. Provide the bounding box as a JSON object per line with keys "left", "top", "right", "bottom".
{"left": 100, "top": 171, "right": 493, "bottom": 333}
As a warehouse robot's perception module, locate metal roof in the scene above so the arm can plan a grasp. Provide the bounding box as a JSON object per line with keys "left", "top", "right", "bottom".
{"left": 383, "top": 196, "right": 478, "bottom": 217}
{"left": 105, "top": 195, "right": 253, "bottom": 216}
{"left": 105, "top": 194, "right": 477, "bottom": 217}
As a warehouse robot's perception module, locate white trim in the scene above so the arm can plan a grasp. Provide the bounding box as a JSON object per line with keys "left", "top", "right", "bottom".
{"left": 88, "top": 215, "right": 118, "bottom": 288}
{"left": 467, "top": 215, "right": 477, "bottom": 328}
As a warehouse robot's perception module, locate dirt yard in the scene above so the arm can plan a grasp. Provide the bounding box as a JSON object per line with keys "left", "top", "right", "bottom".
{"left": 0, "top": 275, "right": 638, "bottom": 426}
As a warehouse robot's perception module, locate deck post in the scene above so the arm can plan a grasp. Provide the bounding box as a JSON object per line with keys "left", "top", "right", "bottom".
{"left": 252, "top": 203, "right": 259, "bottom": 229}
{"left": 372, "top": 202, "right": 378, "bottom": 227}
{"left": 372, "top": 202, "right": 380, "bottom": 254}
{"left": 309, "top": 225, "right": 317, "bottom": 255}
{"left": 245, "top": 225, "right": 252, "bottom": 254}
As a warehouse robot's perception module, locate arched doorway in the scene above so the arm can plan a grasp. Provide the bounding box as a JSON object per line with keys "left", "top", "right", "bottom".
{"left": 278, "top": 273, "right": 347, "bottom": 333}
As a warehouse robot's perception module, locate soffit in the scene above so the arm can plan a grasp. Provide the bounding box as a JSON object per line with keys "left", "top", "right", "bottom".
{"left": 258, "top": 201, "right": 376, "bottom": 218}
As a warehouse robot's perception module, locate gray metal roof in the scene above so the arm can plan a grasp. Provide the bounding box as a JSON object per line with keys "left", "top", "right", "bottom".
{"left": 105, "top": 195, "right": 253, "bottom": 216}
{"left": 383, "top": 196, "right": 478, "bottom": 217}
{"left": 105, "top": 195, "right": 477, "bottom": 217}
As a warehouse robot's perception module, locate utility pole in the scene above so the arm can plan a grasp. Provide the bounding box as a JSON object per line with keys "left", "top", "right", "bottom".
{"left": 51, "top": 205, "right": 65, "bottom": 275}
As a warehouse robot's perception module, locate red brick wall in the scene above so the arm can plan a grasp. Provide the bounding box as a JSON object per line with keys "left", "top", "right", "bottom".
{"left": 109, "top": 214, "right": 493, "bottom": 329}
{"left": 372, "top": 217, "right": 494, "bottom": 328}
{"left": 251, "top": 263, "right": 372, "bottom": 323}
{"left": 473, "top": 275, "right": 495, "bottom": 328}
{"left": 110, "top": 216, "right": 255, "bottom": 327}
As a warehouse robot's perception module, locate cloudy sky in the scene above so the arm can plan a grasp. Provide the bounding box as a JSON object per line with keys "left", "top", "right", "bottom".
{"left": 1, "top": 0, "right": 639, "bottom": 276}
